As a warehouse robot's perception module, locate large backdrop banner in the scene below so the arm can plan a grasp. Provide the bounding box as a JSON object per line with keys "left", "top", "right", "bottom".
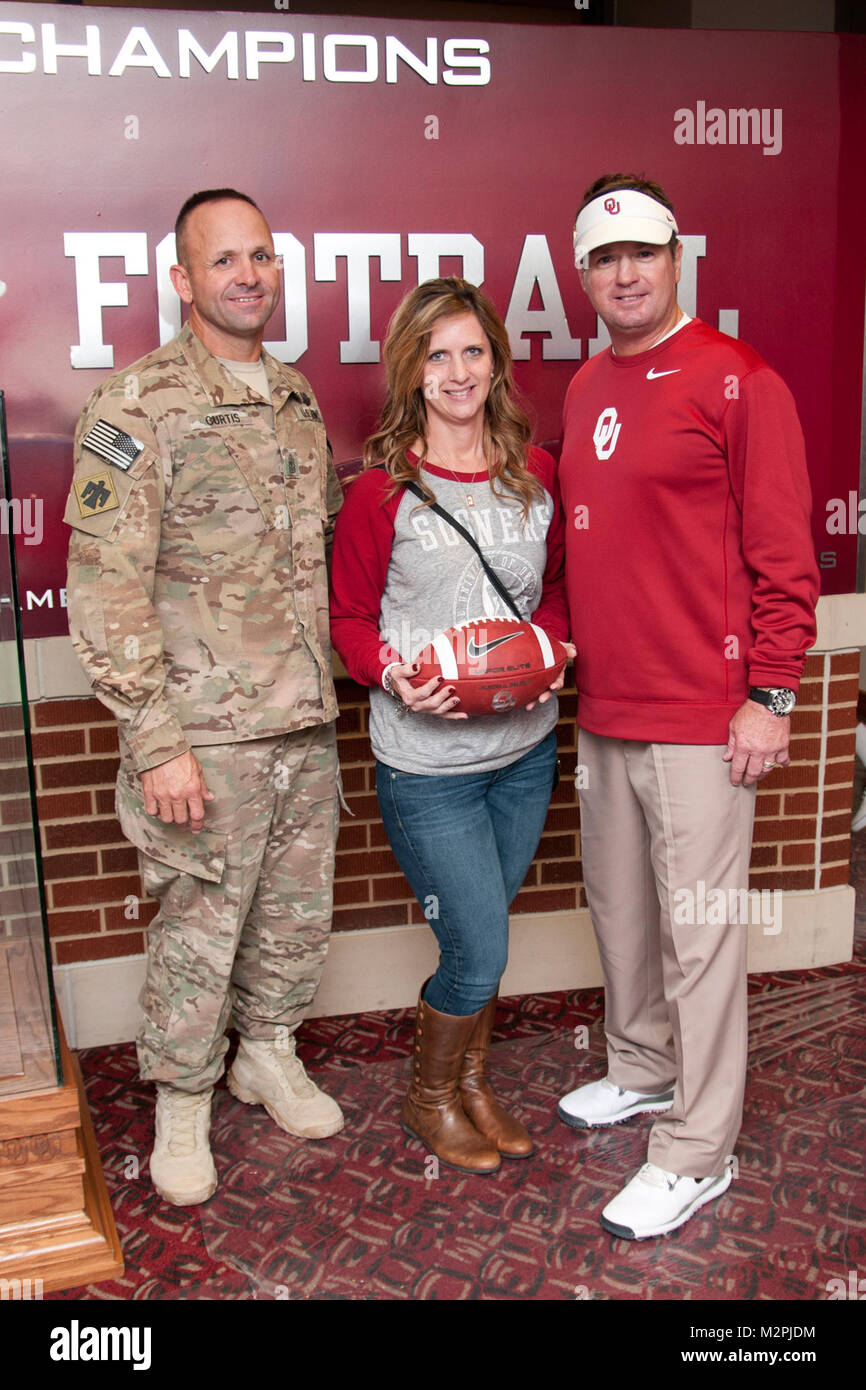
{"left": 1, "top": 6, "right": 864, "bottom": 635}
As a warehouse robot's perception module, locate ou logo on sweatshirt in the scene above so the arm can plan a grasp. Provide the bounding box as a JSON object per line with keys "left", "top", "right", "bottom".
{"left": 593, "top": 407, "right": 621, "bottom": 460}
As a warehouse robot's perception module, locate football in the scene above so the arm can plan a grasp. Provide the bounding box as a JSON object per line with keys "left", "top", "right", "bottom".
{"left": 408, "top": 617, "right": 568, "bottom": 716}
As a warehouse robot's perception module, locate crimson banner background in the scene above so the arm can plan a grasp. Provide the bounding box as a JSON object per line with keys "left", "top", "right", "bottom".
{"left": 1, "top": 7, "right": 864, "bottom": 634}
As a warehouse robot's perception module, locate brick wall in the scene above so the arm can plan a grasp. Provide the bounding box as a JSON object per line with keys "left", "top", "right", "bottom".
{"left": 27, "top": 653, "right": 858, "bottom": 967}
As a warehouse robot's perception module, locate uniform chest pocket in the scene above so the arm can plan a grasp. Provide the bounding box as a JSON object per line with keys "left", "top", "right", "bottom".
{"left": 167, "top": 433, "right": 273, "bottom": 561}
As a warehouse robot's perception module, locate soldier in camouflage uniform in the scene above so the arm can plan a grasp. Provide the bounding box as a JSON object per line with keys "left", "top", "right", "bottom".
{"left": 65, "top": 190, "right": 344, "bottom": 1206}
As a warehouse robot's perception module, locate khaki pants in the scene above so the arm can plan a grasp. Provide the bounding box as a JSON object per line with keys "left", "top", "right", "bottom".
{"left": 578, "top": 730, "right": 756, "bottom": 1178}
{"left": 131, "top": 723, "right": 339, "bottom": 1092}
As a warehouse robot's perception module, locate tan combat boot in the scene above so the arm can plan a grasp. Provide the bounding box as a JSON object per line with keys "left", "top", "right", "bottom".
{"left": 227, "top": 1035, "right": 344, "bottom": 1139}
{"left": 459, "top": 996, "right": 534, "bottom": 1158}
{"left": 150, "top": 1086, "right": 218, "bottom": 1206}
{"left": 401, "top": 990, "right": 501, "bottom": 1175}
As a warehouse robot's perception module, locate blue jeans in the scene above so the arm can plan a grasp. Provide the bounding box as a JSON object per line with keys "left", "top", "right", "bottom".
{"left": 376, "top": 731, "right": 558, "bottom": 1015}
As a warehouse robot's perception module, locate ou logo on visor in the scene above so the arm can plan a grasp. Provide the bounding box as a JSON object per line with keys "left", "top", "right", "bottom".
{"left": 593, "top": 407, "right": 622, "bottom": 460}
{"left": 603, "top": 197, "right": 620, "bottom": 214}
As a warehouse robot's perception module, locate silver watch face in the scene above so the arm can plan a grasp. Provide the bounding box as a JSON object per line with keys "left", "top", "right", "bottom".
{"left": 769, "top": 688, "right": 796, "bottom": 716}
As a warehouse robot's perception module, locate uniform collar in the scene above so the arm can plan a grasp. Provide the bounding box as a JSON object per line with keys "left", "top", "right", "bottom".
{"left": 178, "top": 322, "right": 312, "bottom": 413}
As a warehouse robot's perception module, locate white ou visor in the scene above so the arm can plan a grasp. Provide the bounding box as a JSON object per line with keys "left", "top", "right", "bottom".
{"left": 574, "top": 189, "right": 678, "bottom": 268}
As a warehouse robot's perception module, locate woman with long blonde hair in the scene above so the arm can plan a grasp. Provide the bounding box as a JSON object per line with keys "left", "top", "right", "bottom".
{"left": 330, "top": 278, "right": 574, "bottom": 1175}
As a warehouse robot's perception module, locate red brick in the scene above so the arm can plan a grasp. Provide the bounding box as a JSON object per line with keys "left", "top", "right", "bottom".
{"left": 335, "top": 707, "right": 362, "bottom": 735}
{"left": 333, "top": 678, "right": 367, "bottom": 703}
{"left": 333, "top": 903, "right": 411, "bottom": 931}
{"left": 88, "top": 725, "right": 119, "bottom": 754}
{"left": 337, "top": 765, "right": 367, "bottom": 794}
{"left": 336, "top": 848, "right": 400, "bottom": 878}
{"left": 533, "top": 834, "right": 576, "bottom": 860}
{"left": 34, "top": 698, "right": 114, "bottom": 728}
{"left": 748, "top": 869, "right": 814, "bottom": 891}
{"left": 826, "top": 735, "right": 855, "bottom": 760}
{"left": 336, "top": 736, "right": 371, "bottom": 763}
{"left": 39, "top": 757, "right": 119, "bottom": 790}
{"left": 1, "top": 798, "right": 31, "bottom": 826}
{"left": 786, "top": 737, "right": 822, "bottom": 761}
{"left": 822, "top": 787, "right": 854, "bottom": 813}
{"left": 521, "top": 864, "right": 538, "bottom": 887}
{"left": 822, "top": 812, "right": 854, "bottom": 838}
{"left": 0, "top": 886, "right": 41, "bottom": 917}
{"left": 820, "top": 836, "right": 850, "bottom": 865}
{"left": 832, "top": 675, "right": 861, "bottom": 704}
{"left": 336, "top": 822, "right": 367, "bottom": 851}
{"left": 51, "top": 873, "right": 142, "bottom": 909}
{"left": 820, "top": 864, "right": 851, "bottom": 887}
{"left": 55, "top": 932, "right": 144, "bottom": 964}
{"left": 541, "top": 861, "right": 579, "bottom": 885}
{"left": 42, "top": 851, "right": 99, "bottom": 881}
{"left": 0, "top": 734, "right": 27, "bottom": 762}
{"left": 36, "top": 791, "right": 93, "bottom": 820}
{"left": 542, "top": 805, "right": 580, "bottom": 831}
{"left": 830, "top": 652, "right": 860, "bottom": 676}
{"left": 789, "top": 710, "right": 823, "bottom": 735}
{"left": 753, "top": 793, "right": 781, "bottom": 817}
{"left": 555, "top": 723, "right": 576, "bottom": 750}
{"left": 767, "top": 764, "right": 819, "bottom": 790}
{"left": 95, "top": 790, "right": 117, "bottom": 815}
{"left": 104, "top": 901, "right": 158, "bottom": 931}
{"left": 0, "top": 708, "right": 25, "bottom": 734}
{"left": 823, "top": 758, "right": 857, "bottom": 788}
{"left": 0, "top": 767, "right": 29, "bottom": 795}
{"left": 30, "top": 729, "right": 87, "bottom": 759}
{"left": 782, "top": 792, "right": 819, "bottom": 815}
{"left": 781, "top": 843, "right": 817, "bottom": 866}
{"left": 803, "top": 654, "right": 824, "bottom": 676}
{"left": 371, "top": 875, "right": 411, "bottom": 902}
{"left": 100, "top": 846, "right": 139, "bottom": 874}
{"left": 794, "top": 680, "right": 823, "bottom": 707}
{"left": 828, "top": 704, "right": 857, "bottom": 732}
{"left": 749, "top": 845, "right": 778, "bottom": 868}
{"left": 47, "top": 908, "right": 101, "bottom": 938}
{"left": 334, "top": 877, "right": 370, "bottom": 906}
{"left": 344, "top": 794, "right": 380, "bottom": 820}
{"left": 552, "top": 779, "right": 576, "bottom": 806}
{"left": 44, "top": 820, "right": 124, "bottom": 850}
{"left": 558, "top": 751, "right": 577, "bottom": 778}
{"left": 368, "top": 821, "right": 391, "bottom": 847}
{"left": 753, "top": 817, "right": 815, "bottom": 843}
{"left": 512, "top": 886, "right": 576, "bottom": 914}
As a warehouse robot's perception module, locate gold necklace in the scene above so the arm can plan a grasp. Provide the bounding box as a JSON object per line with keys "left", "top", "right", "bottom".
{"left": 426, "top": 450, "right": 488, "bottom": 508}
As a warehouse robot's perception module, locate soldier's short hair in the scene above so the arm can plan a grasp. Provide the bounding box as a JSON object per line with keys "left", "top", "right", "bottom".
{"left": 175, "top": 189, "right": 261, "bottom": 267}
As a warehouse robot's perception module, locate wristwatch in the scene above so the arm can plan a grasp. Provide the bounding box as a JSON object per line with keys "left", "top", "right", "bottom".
{"left": 748, "top": 686, "right": 796, "bottom": 717}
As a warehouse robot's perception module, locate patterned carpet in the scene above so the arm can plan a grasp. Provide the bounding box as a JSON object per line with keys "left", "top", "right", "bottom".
{"left": 49, "top": 942, "right": 866, "bottom": 1302}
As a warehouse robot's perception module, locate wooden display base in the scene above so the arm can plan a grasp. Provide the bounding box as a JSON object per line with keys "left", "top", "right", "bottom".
{"left": 0, "top": 1014, "right": 123, "bottom": 1294}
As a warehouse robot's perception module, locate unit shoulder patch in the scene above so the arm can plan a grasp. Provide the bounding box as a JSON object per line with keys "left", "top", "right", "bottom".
{"left": 73, "top": 471, "right": 120, "bottom": 518}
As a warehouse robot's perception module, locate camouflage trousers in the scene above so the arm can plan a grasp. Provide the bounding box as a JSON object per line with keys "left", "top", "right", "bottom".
{"left": 128, "top": 723, "right": 339, "bottom": 1092}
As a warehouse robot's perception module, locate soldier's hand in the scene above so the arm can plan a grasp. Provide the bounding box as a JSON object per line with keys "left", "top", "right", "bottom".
{"left": 140, "top": 752, "right": 215, "bottom": 834}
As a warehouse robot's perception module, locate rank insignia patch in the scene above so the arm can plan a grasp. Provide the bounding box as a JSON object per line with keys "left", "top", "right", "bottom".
{"left": 82, "top": 419, "right": 144, "bottom": 471}
{"left": 73, "top": 471, "right": 120, "bottom": 517}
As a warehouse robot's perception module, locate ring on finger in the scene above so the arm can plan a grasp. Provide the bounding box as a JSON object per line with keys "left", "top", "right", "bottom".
{"left": 762, "top": 760, "right": 776, "bottom": 768}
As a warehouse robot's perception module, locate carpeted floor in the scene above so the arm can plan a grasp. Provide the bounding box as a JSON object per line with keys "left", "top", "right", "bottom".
{"left": 47, "top": 836, "right": 866, "bottom": 1302}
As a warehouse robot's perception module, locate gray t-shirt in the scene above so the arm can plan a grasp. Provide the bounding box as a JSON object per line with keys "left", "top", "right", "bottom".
{"left": 371, "top": 463, "right": 560, "bottom": 775}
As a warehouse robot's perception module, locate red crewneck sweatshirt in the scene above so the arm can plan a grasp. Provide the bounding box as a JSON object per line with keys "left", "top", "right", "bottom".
{"left": 559, "top": 318, "right": 819, "bottom": 744}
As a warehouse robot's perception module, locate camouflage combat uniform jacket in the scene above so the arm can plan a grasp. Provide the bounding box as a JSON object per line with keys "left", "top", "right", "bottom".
{"left": 66, "top": 323, "right": 342, "bottom": 779}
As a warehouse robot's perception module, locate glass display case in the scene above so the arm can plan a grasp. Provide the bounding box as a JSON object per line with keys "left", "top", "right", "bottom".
{"left": 0, "top": 391, "right": 62, "bottom": 1099}
{"left": 0, "top": 392, "right": 122, "bottom": 1293}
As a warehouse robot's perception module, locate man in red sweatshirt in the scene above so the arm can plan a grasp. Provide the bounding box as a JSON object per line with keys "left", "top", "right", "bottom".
{"left": 557, "top": 174, "right": 819, "bottom": 1239}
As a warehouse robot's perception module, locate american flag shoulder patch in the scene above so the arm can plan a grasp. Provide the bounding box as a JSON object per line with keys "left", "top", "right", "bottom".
{"left": 82, "top": 419, "right": 145, "bottom": 472}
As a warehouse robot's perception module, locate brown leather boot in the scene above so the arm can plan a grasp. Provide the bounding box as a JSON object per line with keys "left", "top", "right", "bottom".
{"left": 401, "top": 990, "right": 501, "bottom": 1175}
{"left": 459, "top": 996, "right": 534, "bottom": 1158}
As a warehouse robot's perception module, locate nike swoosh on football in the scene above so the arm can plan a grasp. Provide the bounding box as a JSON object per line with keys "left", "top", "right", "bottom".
{"left": 467, "top": 634, "right": 520, "bottom": 658}
{"left": 646, "top": 368, "right": 682, "bottom": 379}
